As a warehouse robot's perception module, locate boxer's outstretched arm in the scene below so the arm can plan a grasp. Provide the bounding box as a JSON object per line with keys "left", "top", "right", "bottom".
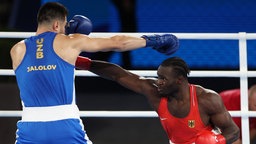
{"left": 75, "top": 56, "right": 144, "bottom": 93}
{"left": 88, "top": 60, "right": 146, "bottom": 95}
{"left": 65, "top": 15, "right": 179, "bottom": 55}
{"left": 75, "top": 56, "right": 160, "bottom": 109}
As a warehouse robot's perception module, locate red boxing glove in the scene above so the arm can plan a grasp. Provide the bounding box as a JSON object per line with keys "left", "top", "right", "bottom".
{"left": 195, "top": 130, "right": 226, "bottom": 144}
{"left": 75, "top": 56, "right": 92, "bottom": 70}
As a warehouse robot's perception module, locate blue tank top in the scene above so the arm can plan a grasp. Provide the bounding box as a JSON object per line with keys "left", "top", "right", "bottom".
{"left": 15, "top": 32, "right": 76, "bottom": 107}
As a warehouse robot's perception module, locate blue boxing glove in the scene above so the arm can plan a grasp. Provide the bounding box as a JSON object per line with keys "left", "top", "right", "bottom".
{"left": 65, "top": 15, "right": 93, "bottom": 35}
{"left": 141, "top": 34, "right": 179, "bottom": 55}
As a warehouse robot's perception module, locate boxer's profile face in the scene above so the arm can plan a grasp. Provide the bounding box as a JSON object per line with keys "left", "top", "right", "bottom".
{"left": 157, "top": 66, "right": 179, "bottom": 96}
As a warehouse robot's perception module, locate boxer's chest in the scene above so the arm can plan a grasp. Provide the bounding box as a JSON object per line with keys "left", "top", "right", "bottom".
{"left": 167, "top": 101, "right": 190, "bottom": 118}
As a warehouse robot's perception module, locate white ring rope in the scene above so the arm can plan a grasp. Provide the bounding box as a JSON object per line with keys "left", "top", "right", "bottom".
{"left": 1, "top": 31, "right": 255, "bottom": 143}
{"left": 1, "top": 32, "right": 256, "bottom": 39}
{"left": 1, "top": 32, "right": 255, "bottom": 116}
{"left": 0, "top": 110, "right": 256, "bottom": 118}
{"left": 1, "top": 70, "right": 256, "bottom": 77}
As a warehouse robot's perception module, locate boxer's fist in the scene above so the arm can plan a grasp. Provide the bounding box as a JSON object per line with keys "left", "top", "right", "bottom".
{"left": 65, "top": 15, "right": 93, "bottom": 35}
{"left": 141, "top": 34, "right": 179, "bottom": 55}
{"left": 195, "top": 130, "right": 226, "bottom": 144}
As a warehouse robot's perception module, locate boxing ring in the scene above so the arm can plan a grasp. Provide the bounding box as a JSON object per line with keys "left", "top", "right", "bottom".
{"left": 0, "top": 32, "right": 256, "bottom": 144}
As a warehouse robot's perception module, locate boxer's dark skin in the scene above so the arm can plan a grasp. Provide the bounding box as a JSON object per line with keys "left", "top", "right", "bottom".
{"left": 77, "top": 57, "right": 240, "bottom": 144}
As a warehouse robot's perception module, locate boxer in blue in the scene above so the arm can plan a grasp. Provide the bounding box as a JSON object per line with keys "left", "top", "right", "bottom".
{"left": 10, "top": 2, "right": 179, "bottom": 144}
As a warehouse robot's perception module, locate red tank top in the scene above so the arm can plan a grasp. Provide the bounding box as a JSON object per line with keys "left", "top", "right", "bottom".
{"left": 157, "top": 84, "right": 212, "bottom": 144}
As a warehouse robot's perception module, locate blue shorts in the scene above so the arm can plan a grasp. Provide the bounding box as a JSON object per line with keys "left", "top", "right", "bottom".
{"left": 15, "top": 119, "right": 92, "bottom": 144}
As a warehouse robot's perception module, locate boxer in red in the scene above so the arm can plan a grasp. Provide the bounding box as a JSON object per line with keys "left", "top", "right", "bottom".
{"left": 220, "top": 85, "right": 256, "bottom": 144}
{"left": 76, "top": 56, "right": 240, "bottom": 144}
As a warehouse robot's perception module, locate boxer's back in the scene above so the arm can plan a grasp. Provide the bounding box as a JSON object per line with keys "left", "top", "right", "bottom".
{"left": 15, "top": 32, "right": 75, "bottom": 107}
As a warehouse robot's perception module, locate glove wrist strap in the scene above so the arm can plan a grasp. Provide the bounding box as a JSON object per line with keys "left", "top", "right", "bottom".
{"left": 75, "top": 56, "right": 92, "bottom": 70}
{"left": 141, "top": 35, "right": 157, "bottom": 47}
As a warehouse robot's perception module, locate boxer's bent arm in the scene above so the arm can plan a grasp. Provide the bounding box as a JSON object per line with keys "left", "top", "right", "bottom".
{"left": 211, "top": 111, "right": 239, "bottom": 143}
{"left": 206, "top": 93, "right": 240, "bottom": 143}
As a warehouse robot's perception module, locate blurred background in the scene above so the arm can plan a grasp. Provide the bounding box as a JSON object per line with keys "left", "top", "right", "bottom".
{"left": 0, "top": 0, "right": 256, "bottom": 143}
